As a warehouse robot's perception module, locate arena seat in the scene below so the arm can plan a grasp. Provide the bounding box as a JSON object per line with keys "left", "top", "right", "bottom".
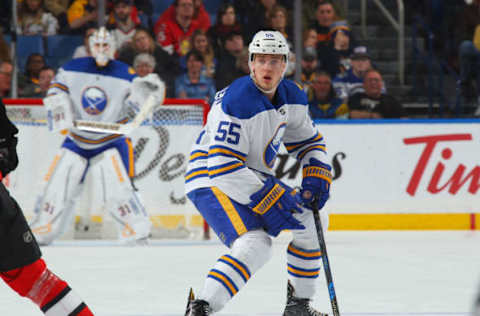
{"left": 203, "top": 0, "right": 223, "bottom": 15}
{"left": 153, "top": 0, "right": 174, "bottom": 14}
{"left": 17, "top": 36, "right": 45, "bottom": 71}
{"left": 45, "top": 35, "right": 83, "bottom": 70}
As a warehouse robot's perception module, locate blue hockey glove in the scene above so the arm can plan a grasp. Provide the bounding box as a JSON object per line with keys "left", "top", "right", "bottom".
{"left": 301, "top": 158, "right": 332, "bottom": 210}
{"left": 249, "top": 177, "right": 305, "bottom": 237}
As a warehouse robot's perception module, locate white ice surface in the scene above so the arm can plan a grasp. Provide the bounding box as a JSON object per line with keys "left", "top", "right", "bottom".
{"left": 0, "top": 231, "right": 479, "bottom": 316}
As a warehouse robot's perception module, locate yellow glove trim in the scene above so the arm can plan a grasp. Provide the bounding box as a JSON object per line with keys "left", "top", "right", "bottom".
{"left": 252, "top": 183, "right": 285, "bottom": 215}
{"left": 303, "top": 166, "right": 332, "bottom": 184}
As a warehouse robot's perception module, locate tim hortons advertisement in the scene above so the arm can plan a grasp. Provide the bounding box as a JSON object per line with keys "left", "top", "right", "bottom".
{"left": 6, "top": 122, "right": 480, "bottom": 220}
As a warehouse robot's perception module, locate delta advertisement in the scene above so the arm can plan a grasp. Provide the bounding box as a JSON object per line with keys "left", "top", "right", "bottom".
{"left": 7, "top": 121, "right": 480, "bottom": 230}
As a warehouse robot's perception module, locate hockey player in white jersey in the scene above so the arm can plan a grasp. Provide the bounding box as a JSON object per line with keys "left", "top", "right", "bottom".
{"left": 30, "top": 27, "right": 165, "bottom": 245}
{"left": 184, "top": 30, "right": 332, "bottom": 316}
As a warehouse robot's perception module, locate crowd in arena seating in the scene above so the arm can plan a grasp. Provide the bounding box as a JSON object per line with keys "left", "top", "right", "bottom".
{"left": 0, "top": 0, "right": 478, "bottom": 118}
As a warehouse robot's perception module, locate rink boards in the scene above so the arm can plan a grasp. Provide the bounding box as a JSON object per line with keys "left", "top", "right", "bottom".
{"left": 6, "top": 118, "right": 480, "bottom": 231}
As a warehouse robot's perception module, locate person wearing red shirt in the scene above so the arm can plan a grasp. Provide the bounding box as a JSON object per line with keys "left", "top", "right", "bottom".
{"left": 154, "top": 0, "right": 210, "bottom": 35}
{"left": 155, "top": 0, "right": 204, "bottom": 56}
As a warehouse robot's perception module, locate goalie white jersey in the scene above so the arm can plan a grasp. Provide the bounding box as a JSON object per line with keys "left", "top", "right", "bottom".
{"left": 185, "top": 75, "right": 328, "bottom": 204}
{"left": 48, "top": 57, "right": 138, "bottom": 150}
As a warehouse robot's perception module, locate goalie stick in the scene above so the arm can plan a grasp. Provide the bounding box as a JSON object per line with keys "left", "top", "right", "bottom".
{"left": 74, "top": 93, "right": 161, "bottom": 134}
{"left": 312, "top": 199, "right": 341, "bottom": 316}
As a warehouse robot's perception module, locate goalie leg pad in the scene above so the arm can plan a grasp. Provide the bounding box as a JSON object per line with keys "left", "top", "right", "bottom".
{"left": 1, "top": 258, "right": 93, "bottom": 315}
{"left": 91, "top": 147, "right": 150, "bottom": 243}
{"left": 30, "top": 148, "right": 88, "bottom": 245}
{"left": 199, "top": 229, "right": 272, "bottom": 312}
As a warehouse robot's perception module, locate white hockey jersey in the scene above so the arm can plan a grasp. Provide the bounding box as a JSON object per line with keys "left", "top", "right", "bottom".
{"left": 48, "top": 57, "right": 138, "bottom": 150}
{"left": 185, "top": 76, "right": 329, "bottom": 205}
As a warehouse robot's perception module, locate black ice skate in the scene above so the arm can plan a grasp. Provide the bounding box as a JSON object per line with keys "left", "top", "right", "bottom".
{"left": 184, "top": 288, "right": 212, "bottom": 316}
{"left": 283, "top": 281, "right": 328, "bottom": 316}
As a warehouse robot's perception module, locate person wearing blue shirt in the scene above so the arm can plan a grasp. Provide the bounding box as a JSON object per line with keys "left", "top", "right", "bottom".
{"left": 175, "top": 49, "right": 216, "bottom": 105}
{"left": 307, "top": 71, "right": 349, "bottom": 119}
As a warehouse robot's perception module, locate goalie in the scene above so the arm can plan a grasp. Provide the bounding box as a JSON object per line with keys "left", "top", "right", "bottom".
{"left": 30, "top": 27, "right": 165, "bottom": 245}
{"left": 184, "top": 31, "right": 332, "bottom": 315}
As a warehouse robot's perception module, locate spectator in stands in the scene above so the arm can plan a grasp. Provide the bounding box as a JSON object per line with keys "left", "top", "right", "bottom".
{"left": 44, "top": 0, "right": 70, "bottom": 32}
{"left": 180, "top": 29, "right": 216, "bottom": 78}
{"left": 247, "top": 0, "right": 280, "bottom": 39}
{"left": 117, "top": 27, "right": 179, "bottom": 97}
{"left": 26, "top": 66, "right": 55, "bottom": 97}
{"left": 333, "top": 46, "right": 374, "bottom": 99}
{"left": 303, "top": 0, "right": 344, "bottom": 30}
{"left": 308, "top": 70, "right": 349, "bottom": 119}
{"left": 303, "top": 28, "right": 318, "bottom": 50}
{"left": 268, "top": 5, "right": 292, "bottom": 46}
{"left": 348, "top": 69, "right": 406, "bottom": 119}
{"left": 0, "top": 61, "right": 12, "bottom": 98}
{"left": 0, "top": 34, "right": 11, "bottom": 63}
{"left": 318, "top": 22, "right": 353, "bottom": 78}
{"left": 154, "top": 0, "right": 210, "bottom": 36}
{"left": 17, "top": 0, "right": 59, "bottom": 35}
{"left": 301, "top": 47, "right": 320, "bottom": 91}
{"left": 133, "top": 53, "right": 155, "bottom": 77}
{"left": 155, "top": 0, "right": 204, "bottom": 56}
{"left": 175, "top": 49, "right": 216, "bottom": 104}
{"left": 67, "top": 0, "right": 98, "bottom": 35}
{"left": 207, "top": 3, "right": 243, "bottom": 55}
{"left": 106, "top": 0, "right": 140, "bottom": 50}
{"left": 72, "top": 27, "right": 95, "bottom": 58}
{"left": 215, "top": 31, "right": 245, "bottom": 90}
{"left": 18, "top": 53, "right": 46, "bottom": 97}
{"left": 38, "top": 66, "right": 55, "bottom": 97}
{"left": 456, "top": 0, "right": 480, "bottom": 105}
{"left": 234, "top": 47, "right": 250, "bottom": 77}
{"left": 310, "top": 0, "right": 340, "bottom": 47}
{"left": 192, "top": 0, "right": 210, "bottom": 31}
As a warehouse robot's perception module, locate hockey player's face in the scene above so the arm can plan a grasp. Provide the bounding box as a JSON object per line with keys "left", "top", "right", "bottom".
{"left": 252, "top": 54, "right": 286, "bottom": 92}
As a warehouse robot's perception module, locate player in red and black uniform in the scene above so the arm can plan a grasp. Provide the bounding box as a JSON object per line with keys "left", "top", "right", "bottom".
{"left": 0, "top": 98, "right": 94, "bottom": 316}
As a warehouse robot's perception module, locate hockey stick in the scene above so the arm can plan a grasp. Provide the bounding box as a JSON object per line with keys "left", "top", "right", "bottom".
{"left": 311, "top": 199, "right": 341, "bottom": 316}
{"left": 74, "top": 94, "right": 161, "bottom": 134}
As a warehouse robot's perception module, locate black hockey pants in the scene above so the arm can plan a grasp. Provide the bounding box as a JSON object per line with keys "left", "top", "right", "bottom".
{"left": 0, "top": 183, "right": 41, "bottom": 271}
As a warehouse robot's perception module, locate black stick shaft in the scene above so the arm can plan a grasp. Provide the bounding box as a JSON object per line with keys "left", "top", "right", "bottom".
{"left": 312, "top": 201, "right": 340, "bottom": 316}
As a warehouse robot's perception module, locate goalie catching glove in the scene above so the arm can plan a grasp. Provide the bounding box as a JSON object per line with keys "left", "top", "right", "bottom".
{"left": 249, "top": 177, "right": 305, "bottom": 237}
{"left": 300, "top": 158, "right": 332, "bottom": 210}
{"left": 131, "top": 73, "right": 165, "bottom": 105}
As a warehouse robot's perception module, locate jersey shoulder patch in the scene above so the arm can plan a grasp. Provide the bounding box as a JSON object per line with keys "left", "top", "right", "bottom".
{"left": 221, "top": 76, "right": 273, "bottom": 119}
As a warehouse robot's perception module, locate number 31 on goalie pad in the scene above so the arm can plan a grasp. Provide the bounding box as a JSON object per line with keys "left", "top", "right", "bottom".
{"left": 43, "top": 93, "right": 74, "bottom": 133}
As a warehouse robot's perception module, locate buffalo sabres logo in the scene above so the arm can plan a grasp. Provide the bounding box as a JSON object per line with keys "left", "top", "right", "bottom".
{"left": 264, "top": 123, "right": 286, "bottom": 169}
{"left": 81, "top": 86, "right": 108, "bottom": 115}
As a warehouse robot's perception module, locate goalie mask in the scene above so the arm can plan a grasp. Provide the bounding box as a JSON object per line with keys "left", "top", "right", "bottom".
{"left": 248, "top": 30, "right": 289, "bottom": 94}
{"left": 89, "top": 27, "right": 116, "bottom": 67}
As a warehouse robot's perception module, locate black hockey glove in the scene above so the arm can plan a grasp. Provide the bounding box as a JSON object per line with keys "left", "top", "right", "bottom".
{"left": 0, "top": 136, "right": 19, "bottom": 177}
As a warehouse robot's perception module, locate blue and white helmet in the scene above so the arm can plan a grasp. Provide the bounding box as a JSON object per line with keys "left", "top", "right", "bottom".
{"left": 89, "top": 27, "right": 116, "bottom": 67}
{"left": 248, "top": 31, "right": 289, "bottom": 70}
{"left": 248, "top": 30, "right": 290, "bottom": 93}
